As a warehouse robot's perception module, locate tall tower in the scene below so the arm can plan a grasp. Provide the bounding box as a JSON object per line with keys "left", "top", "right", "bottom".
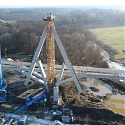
{"left": 45, "top": 20, "right": 55, "bottom": 83}
{"left": 24, "top": 13, "right": 82, "bottom": 93}
{"left": 43, "top": 13, "right": 56, "bottom": 85}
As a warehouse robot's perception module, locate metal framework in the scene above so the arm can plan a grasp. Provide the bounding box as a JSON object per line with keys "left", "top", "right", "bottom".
{"left": 45, "top": 21, "right": 55, "bottom": 83}
{"left": 0, "top": 43, "right": 7, "bottom": 102}
{"left": 4, "top": 92, "right": 46, "bottom": 121}
{"left": 24, "top": 15, "right": 82, "bottom": 93}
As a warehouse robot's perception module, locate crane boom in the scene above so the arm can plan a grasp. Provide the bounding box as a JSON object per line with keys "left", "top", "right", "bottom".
{"left": 44, "top": 14, "right": 56, "bottom": 85}
{"left": 4, "top": 93, "right": 46, "bottom": 121}
{"left": 0, "top": 43, "right": 7, "bottom": 102}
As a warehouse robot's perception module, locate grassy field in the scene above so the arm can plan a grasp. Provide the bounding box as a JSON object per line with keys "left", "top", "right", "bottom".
{"left": 6, "top": 20, "right": 17, "bottom": 24}
{"left": 90, "top": 26, "right": 125, "bottom": 59}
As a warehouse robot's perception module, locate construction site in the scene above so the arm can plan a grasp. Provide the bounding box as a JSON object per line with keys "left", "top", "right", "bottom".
{"left": 0, "top": 13, "right": 125, "bottom": 125}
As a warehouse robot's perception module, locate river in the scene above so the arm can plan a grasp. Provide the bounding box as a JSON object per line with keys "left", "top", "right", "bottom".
{"left": 83, "top": 77, "right": 125, "bottom": 116}
{"left": 83, "top": 50, "right": 125, "bottom": 116}
{"left": 106, "top": 60, "right": 125, "bottom": 116}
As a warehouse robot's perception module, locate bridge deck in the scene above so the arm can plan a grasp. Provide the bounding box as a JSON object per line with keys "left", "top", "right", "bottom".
{"left": 2, "top": 60, "right": 125, "bottom": 80}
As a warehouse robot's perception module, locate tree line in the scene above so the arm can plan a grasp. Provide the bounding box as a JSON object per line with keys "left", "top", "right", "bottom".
{"left": 0, "top": 12, "right": 119, "bottom": 68}
{"left": 1, "top": 7, "right": 124, "bottom": 28}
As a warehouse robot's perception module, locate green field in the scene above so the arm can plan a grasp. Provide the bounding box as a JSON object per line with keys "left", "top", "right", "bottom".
{"left": 6, "top": 20, "right": 17, "bottom": 24}
{"left": 90, "top": 26, "right": 125, "bottom": 59}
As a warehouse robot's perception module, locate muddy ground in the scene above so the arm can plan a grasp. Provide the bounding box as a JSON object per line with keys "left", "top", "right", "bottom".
{"left": 59, "top": 79, "right": 125, "bottom": 125}
{"left": 1, "top": 70, "right": 125, "bottom": 125}
{"left": 1, "top": 70, "right": 48, "bottom": 119}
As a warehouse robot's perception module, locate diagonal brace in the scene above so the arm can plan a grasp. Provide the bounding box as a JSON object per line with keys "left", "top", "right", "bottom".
{"left": 52, "top": 26, "right": 82, "bottom": 93}
{"left": 24, "top": 27, "right": 46, "bottom": 86}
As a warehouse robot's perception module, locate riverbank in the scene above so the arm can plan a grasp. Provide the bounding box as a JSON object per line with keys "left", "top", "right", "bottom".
{"left": 101, "top": 78, "right": 125, "bottom": 94}
{"left": 59, "top": 80, "right": 125, "bottom": 124}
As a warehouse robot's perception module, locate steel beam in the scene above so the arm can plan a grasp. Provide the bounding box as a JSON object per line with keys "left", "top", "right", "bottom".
{"left": 56, "top": 63, "right": 65, "bottom": 87}
{"left": 24, "top": 27, "right": 46, "bottom": 86}
{"left": 37, "top": 60, "right": 49, "bottom": 92}
{"left": 52, "top": 26, "right": 82, "bottom": 93}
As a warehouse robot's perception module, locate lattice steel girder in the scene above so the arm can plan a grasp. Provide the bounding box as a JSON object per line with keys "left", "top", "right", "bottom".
{"left": 45, "top": 21, "right": 55, "bottom": 83}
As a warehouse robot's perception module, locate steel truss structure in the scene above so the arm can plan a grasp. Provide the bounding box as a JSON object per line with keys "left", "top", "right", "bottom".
{"left": 24, "top": 19, "right": 82, "bottom": 93}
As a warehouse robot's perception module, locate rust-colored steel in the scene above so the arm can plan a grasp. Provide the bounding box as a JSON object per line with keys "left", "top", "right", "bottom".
{"left": 45, "top": 21, "right": 55, "bottom": 83}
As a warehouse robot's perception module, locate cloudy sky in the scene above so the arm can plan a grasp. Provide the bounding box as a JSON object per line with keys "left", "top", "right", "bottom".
{"left": 0, "top": 0, "right": 124, "bottom": 7}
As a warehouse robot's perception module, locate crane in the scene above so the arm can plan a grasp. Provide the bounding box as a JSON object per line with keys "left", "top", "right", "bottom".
{"left": 24, "top": 12, "right": 82, "bottom": 94}
{"left": 1, "top": 13, "right": 80, "bottom": 124}
{"left": 44, "top": 13, "right": 56, "bottom": 88}
{"left": 0, "top": 43, "right": 7, "bottom": 103}
{"left": 2, "top": 92, "right": 46, "bottom": 123}
{"left": 43, "top": 13, "right": 82, "bottom": 94}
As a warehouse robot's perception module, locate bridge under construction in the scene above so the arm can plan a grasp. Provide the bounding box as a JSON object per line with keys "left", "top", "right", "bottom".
{"left": 2, "top": 60, "right": 125, "bottom": 81}
{"left": 0, "top": 13, "right": 125, "bottom": 124}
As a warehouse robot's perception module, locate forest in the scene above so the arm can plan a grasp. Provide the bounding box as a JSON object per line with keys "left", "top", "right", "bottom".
{"left": 0, "top": 7, "right": 124, "bottom": 68}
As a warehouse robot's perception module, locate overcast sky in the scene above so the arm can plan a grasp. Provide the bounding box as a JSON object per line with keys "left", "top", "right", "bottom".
{"left": 0, "top": 0, "right": 124, "bottom": 7}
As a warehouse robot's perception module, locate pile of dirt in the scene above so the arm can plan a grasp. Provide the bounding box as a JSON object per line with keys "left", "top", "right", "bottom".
{"left": 59, "top": 83, "right": 107, "bottom": 108}
{"left": 71, "top": 106, "right": 125, "bottom": 125}
{"left": 59, "top": 82, "right": 125, "bottom": 125}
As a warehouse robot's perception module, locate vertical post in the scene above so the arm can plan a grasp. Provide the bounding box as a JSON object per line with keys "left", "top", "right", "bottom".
{"left": 0, "top": 42, "right": 2, "bottom": 86}
{"left": 45, "top": 20, "right": 55, "bottom": 83}
{"left": 4, "top": 47, "right": 7, "bottom": 59}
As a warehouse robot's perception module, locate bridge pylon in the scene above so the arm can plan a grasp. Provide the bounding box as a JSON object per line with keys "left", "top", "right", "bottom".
{"left": 24, "top": 13, "right": 82, "bottom": 93}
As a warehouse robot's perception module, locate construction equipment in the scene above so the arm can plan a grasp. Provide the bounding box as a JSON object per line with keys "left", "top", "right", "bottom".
{"left": 3, "top": 92, "right": 46, "bottom": 123}
{"left": 0, "top": 43, "right": 7, "bottom": 103}
{"left": 24, "top": 13, "right": 82, "bottom": 93}
{"left": 20, "top": 15, "right": 82, "bottom": 124}
{"left": 18, "top": 115, "right": 28, "bottom": 125}
{"left": 61, "top": 107, "right": 73, "bottom": 123}
{"left": 43, "top": 13, "right": 74, "bottom": 123}
{"left": 1, "top": 13, "right": 83, "bottom": 124}
{"left": 45, "top": 14, "right": 56, "bottom": 86}
{"left": 52, "top": 107, "right": 73, "bottom": 123}
{"left": 43, "top": 13, "right": 55, "bottom": 21}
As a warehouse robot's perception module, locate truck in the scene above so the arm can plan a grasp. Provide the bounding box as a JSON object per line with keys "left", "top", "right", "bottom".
{"left": 18, "top": 115, "right": 28, "bottom": 125}
{"left": 61, "top": 107, "right": 73, "bottom": 123}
